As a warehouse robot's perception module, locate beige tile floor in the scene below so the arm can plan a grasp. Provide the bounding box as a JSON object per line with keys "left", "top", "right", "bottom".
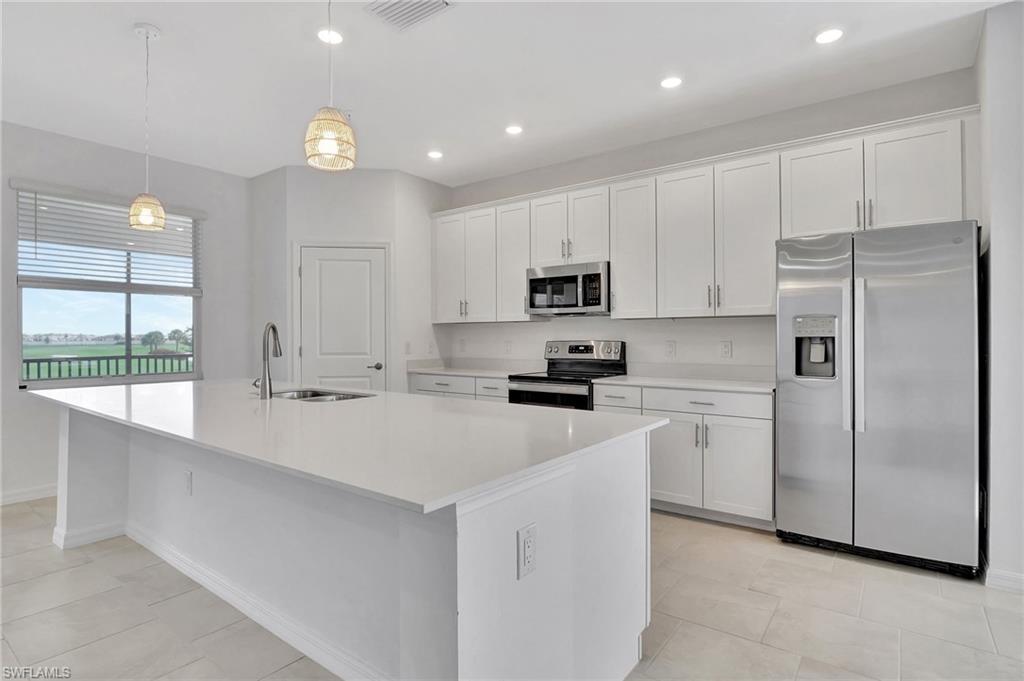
{"left": 2, "top": 499, "right": 1022, "bottom": 681}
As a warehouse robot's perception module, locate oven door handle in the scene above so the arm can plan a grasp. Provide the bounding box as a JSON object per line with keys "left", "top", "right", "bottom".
{"left": 507, "top": 382, "right": 590, "bottom": 396}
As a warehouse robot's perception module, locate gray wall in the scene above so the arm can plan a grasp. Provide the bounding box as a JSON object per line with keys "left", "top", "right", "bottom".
{"left": 1, "top": 123, "right": 253, "bottom": 500}
{"left": 451, "top": 68, "right": 978, "bottom": 207}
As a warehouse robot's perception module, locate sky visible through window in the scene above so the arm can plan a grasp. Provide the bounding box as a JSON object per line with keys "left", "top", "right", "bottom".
{"left": 22, "top": 289, "right": 191, "bottom": 336}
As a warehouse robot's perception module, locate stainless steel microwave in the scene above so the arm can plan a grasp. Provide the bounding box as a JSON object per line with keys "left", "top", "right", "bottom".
{"left": 526, "top": 262, "right": 610, "bottom": 316}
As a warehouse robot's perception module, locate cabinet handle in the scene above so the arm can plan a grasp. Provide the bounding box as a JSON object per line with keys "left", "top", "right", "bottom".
{"left": 567, "top": 238, "right": 573, "bottom": 258}
{"left": 716, "top": 285, "right": 721, "bottom": 308}
{"left": 856, "top": 200, "right": 861, "bottom": 229}
{"left": 561, "top": 239, "right": 566, "bottom": 258}
{"left": 434, "top": 382, "right": 450, "bottom": 387}
{"left": 707, "top": 284, "right": 712, "bottom": 309}
{"left": 704, "top": 423, "right": 710, "bottom": 449}
{"left": 604, "top": 394, "right": 626, "bottom": 400}
{"left": 694, "top": 422, "right": 700, "bottom": 447}
{"left": 868, "top": 198, "right": 874, "bottom": 227}
{"left": 689, "top": 400, "right": 715, "bottom": 406}
{"left": 480, "top": 385, "right": 499, "bottom": 390}
{"left": 524, "top": 295, "right": 528, "bottom": 314}
{"left": 464, "top": 300, "right": 469, "bottom": 316}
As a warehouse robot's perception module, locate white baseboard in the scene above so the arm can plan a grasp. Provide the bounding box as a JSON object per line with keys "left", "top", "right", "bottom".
{"left": 986, "top": 567, "right": 1024, "bottom": 593}
{"left": 53, "top": 521, "right": 124, "bottom": 549}
{"left": 1, "top": 483, "right": 57, "bottom": 505}
{"left": 125, "top": 523, "right": 391, "bottom": 681}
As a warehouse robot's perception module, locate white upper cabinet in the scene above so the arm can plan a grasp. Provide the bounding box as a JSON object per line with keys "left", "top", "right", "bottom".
{"left": 645, "top": 409, "right": 704, "bottom": 508}
{"left": 656, "top": 166, "right": 716, "bottom": 318}
{"left": 496, "top": 202, "right": 531, "bottom": 322}
{"left": 463, "top": 208, "right": 497, "bottom": 322}
{"left": 610, "top": 177, "right": 657, "bottom": 319}
{"left": 864, "top": 120, "right": 963, "bottom": 229}
{"left": 781, "top": 138, "right": 865, "bottom": 237}
{"left": 530, "top": 194, "right": 568, "bottom": 268}
{"left": 701, "top": 415, "right": 774, "bottom": 521}
{"left": 433, "top": 214, "right": 466, "bottom": 323}
{"left": 567, "top": 186, "right": 610, "bottom": 263}
{"left": 714, "top": 153, "right": 781, "bottom": 317}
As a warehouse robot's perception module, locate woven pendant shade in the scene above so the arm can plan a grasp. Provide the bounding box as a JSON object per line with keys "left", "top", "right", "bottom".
{"left": 305, "top": 106, "right": 356, "bottom": 171}
{"left": 129, "top": 192, "right": 166, "bottom": 231}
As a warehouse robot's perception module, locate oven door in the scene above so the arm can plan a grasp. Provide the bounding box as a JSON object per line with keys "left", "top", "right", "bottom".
{"left": 507, "top": 381, "right": 593, "bottom": 410}
{"left": 526, "top": 262, "right": 609, "bottom": 315}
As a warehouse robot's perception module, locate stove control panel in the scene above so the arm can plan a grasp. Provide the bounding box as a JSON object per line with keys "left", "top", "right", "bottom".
{"left": 544, "top": 340, "right": 624, "bottom": 360}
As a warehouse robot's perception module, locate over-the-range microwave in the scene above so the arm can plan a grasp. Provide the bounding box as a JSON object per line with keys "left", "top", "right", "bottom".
{"left": 526, "top": 261, "right": 610, "bottom": 316}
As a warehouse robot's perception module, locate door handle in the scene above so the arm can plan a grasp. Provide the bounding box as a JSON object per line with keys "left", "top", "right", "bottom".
{"left": 366, "top": 362, "right": 383, "bottom": 370}
{"left": 694, "top": 422, "right": 700, "bottom": 447}
{"left": 841, "top": 277, "right": 852, "bottom": 431}
{"left": 854, "top": 277, "right": 866, "bottom": 433}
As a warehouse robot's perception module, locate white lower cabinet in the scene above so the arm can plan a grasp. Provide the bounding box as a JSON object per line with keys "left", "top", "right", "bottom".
{"left": 594, "top": 405, "right": 640, "bottom": 415}
{"left": 701, "top": 414, "right": 774, "bottom": 521}
{"left": 644, "top": 409, "right": 703, "bottom": 508}
{"left": 476, "top": 395, "right": 507, "bottom": 403}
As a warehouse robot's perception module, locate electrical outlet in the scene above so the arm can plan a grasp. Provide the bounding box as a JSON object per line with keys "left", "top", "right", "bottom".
{"left": 428, "top": 341, "right": 435, "bottom": 355}
{"left": 665, "top": 340, "right": 677, "bottom": 358}
{"left": 459, "top": 338, "right": 467, "bottom": 353}
{"left": 504, "top": 341, "right": 512, "bottom": 355}
{"left": 184, "top": 470, "right": 193, "bottom": 496}
{"left": 517, "top": 523, "right": 537, "bottom": 579}
{"left": 719, "top": 340, "right": 733, "bottom": 359}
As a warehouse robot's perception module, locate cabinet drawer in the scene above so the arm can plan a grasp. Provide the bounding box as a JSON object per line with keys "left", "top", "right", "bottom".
{"left": 642, "top": 388, "right": 772, "bottom": 419}
{"left": 475, "top": 377, "right": 509, "bottom": 398}
{"left": 594, "top": 384, "right": 642, "bottom": 408}
{"left": 410, "top": 374, "right": 476, "bottom": 395}
{"left": 595, "top": 405, "right": 641, "bottom": 415}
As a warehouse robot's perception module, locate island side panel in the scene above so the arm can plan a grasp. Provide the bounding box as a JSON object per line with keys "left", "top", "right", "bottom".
{"left": 54, "top": 408, "right": 131, "bottom": 548}
{"left": 124, "top": 428, "right": 458, "bottom": 681}
{"left": 455, "top": 432, "right": 649, "bottom": 681}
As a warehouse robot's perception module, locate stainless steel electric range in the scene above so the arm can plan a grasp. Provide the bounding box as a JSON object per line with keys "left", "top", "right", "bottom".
{"left": 507, "top": 340, "right": 626, "bottom": 410}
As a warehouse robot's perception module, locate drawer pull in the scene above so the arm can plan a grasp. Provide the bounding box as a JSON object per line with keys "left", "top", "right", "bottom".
{"left": 689, "top": 400, "right": 715, "bottom": 406}
{"left": 604, "top": 394, "right": 627, "bottom": 399}
{"left": 480, "top": 385, "right": 499, "bottom": 390}
{"left": 434, "top": 382, "right": 450, "bottom": 387}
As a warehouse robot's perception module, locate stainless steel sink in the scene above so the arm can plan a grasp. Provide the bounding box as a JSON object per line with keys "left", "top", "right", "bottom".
{"left": 273, "top": 389, "right": 374, "bottom": 402}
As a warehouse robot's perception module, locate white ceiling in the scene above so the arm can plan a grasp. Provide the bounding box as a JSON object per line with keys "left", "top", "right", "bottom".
{"left": 2, "top": 2, "right": 991, "bottom": 187}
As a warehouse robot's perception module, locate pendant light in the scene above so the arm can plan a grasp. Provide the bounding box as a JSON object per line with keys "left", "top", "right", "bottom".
{"left": 305, "top": 0, "right": 356, "bottom": 171}
{"left": 129, "top": 23, "right": 166, "bottom": 231}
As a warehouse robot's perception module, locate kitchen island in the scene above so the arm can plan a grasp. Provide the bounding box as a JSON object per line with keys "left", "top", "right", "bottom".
{"left": 30, "top": 380, "right": 666, "bottom": 681}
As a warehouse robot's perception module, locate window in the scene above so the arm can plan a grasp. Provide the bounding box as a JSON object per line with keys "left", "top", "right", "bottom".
{"left": 17, "top": 190, "right": 201, "bottom": 384}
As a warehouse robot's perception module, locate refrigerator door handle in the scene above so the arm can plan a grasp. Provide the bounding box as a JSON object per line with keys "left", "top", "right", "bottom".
{"left": 854, "top": 276, "right": 866, "bottom": 433}
{"left": 841, "top": 277, "right": 853, "bottom": 432}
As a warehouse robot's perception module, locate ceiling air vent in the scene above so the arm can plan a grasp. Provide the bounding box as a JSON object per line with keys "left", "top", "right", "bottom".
{"left": 365, "top": 0, "right": 450, "bottom": 31}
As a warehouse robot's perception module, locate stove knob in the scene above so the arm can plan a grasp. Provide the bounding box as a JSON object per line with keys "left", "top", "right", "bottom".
{"left": 552, "top": 346, "right": 559, "bottom": 353}
{"left": 545, "top": 345, "right": 552, "bottom": 353}
{"left": 613, "top": 347, "right": 620, "bottom": 355}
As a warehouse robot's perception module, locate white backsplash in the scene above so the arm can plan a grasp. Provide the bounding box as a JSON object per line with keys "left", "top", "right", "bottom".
{"left": 432, "top": 316, "right": 776, "bottom": 380}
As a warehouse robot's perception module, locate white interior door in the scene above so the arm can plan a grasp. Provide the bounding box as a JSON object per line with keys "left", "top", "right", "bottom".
{"left": 300, "top": 246, "right": 387, "bottom": 391}
{"left": 781, "top": 138, "right": 865, "bottom": 237}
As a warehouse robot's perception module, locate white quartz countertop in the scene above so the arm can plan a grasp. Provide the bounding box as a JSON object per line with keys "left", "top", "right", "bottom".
{"left": 31, "top": 380, "right": 665, "bottom": 514}
{"left": 592, "top": 375, "right": 775, "bottom": 394}
{"left": 406, "top": 367, "right": 512, "bottom": 379}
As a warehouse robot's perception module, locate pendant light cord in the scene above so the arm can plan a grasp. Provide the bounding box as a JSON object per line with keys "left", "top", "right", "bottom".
{"left": 327, "top": 0, "right": 334, "bottom": 107}
{"left": 144, "top": 33, "right": 151, "bottom": 193}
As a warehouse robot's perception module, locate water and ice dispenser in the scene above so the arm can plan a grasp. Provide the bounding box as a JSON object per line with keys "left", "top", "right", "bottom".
{"left": 793, "top": 315, "right": 837, "bottom": 378}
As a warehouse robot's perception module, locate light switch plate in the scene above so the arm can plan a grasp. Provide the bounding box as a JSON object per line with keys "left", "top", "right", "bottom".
{"left": 719, "top": 340, "right": 733, "bottom": 359}
{"left": 517, "top": 523, "right": 537, "bottom": 579}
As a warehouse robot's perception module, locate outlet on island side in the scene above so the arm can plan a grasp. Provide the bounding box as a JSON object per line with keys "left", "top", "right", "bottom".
{"left": 517, "top": 523, "right": 537, "bottom": 580}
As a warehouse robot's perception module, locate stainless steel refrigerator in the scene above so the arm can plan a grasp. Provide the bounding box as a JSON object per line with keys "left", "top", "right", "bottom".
{"left": 775, "top": 221, "right": 983, "bottom": 577}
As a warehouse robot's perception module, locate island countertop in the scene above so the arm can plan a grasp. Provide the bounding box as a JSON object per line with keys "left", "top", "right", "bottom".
{"left": 30, "top": 380, "right": 665, "bottom": 513}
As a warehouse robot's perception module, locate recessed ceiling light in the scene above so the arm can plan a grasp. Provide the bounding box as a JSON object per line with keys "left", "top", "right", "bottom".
{"left": 506, "top": 125, "right": 523, "bottom": 135}
{"left": 815, "top": 28, "right": 844, "bottom": 44}
{"left": 427, "top": 150, "right": 443, "bottom": 160}
{"left": 318, "top": 28, "right": 343, "bottom": 44}
{"left": 660, "top": 76, "right": 683, "bottom": 89}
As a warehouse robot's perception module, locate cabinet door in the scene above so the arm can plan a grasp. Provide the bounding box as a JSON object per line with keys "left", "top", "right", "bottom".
{"left": 781, "top": 138, "right": 865, "bottom": 237}
{"left": 464, "top": 208, "right": 497, "bottom": 322}
{"left": 610, "top": 177, "right": 657, "bottom": 319}
{"left": 433, "top": 214, "right": 466, "bottom": 323}
{"left": 702, "top": 415, "right": 773, "bottom": 520}
{"left": 496, "top": 202, "right": 531, "bottom": 322}
{"left": 594, "top": 405, "right": 641, "bottom": 415}
{"left": 476, "top": 395, "right": 507, "bottom": 403}
{"left": 714, "top": 153, "right": 781, "bottom": 316}
{"left": 644, "top": 409, "right": 703, "bottom": 508}
{"left": 864, "top": 120, "right": 962, "bottom": 229}
{"left": 530, "top": 194, "right": 568, "bottom": 267}
{"left": 567, "top": 186, "right": 609, "bottom": 263}
{"left": 656, "top": 167, "right": 715, "bottom": 318}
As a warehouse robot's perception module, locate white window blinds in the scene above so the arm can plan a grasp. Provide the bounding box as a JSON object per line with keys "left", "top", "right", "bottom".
{"left": 17, "top": 191, "right": 200, "bottom": 292}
